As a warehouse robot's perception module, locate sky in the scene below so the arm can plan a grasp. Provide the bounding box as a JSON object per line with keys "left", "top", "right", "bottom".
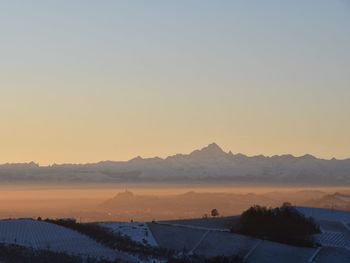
{"left": 0, "top": 0, "right": 349, "bottom": 164}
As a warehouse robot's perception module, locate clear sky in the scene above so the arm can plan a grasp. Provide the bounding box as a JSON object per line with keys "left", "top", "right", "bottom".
{"left": 1, "top": 0, "right": 349, "bottom": 164}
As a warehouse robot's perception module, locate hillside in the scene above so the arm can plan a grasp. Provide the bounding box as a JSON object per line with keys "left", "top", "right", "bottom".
{"left": 1, "top": 207, "right": 350, "bottom": 262}
{"left": 303, "top": 193, "right": 350, "bottom": 211}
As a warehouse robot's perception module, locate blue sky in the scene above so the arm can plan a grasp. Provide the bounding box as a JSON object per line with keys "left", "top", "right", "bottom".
{"left": 0, "top": 1, "right": 349, "bottom": 164}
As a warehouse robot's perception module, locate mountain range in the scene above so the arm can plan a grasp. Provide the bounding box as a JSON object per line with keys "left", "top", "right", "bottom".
{"left": 1, "top": 143, "right": 350, "bottom": 185}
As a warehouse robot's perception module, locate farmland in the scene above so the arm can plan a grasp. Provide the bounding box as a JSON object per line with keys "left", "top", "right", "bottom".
{"left": 0, "top": 219, "right": 131, "bottom": 262}
{"left": 0, "top": 207, "right": 350, "bottom": 262}
{"left": 99, "top": 222, "right": 158, "bottom": 247}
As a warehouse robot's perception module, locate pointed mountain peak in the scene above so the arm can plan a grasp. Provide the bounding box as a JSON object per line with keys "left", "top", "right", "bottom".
{"left": 206, "top": 142, "right": 223, "bottom": 151}
{"left": 198, "top": 143, "right": 225, "bottom": 154}
{"left": 190, "top": 143, "right": 227, "bottom": 159}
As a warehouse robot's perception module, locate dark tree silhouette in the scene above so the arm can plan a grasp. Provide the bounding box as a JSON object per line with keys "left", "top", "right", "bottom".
{"left": 211, "top": 209, "right": 219, "bottom": 217}
{"left": 235, "top": 205, "right": 320, "bottom": 247}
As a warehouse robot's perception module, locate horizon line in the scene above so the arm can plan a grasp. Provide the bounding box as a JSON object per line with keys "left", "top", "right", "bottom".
{"left": 1, "top": 142, "right": 349, "bottom": 167}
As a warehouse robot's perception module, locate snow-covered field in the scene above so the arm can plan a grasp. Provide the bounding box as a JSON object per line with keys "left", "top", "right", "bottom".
{"left": 314, "top": 247, "right": 350, "bottom": 263}
{"left": 161, "top": 216, "right": 238, "bottom": 230}
{"left": 2, "top": 207, "right": 350, "bottom": 262}
{"left": 245, "top": 240, "right": 316, "bottom": 263}
{"left": 297, "top": 207, "right": 350, "bottom": 223}
{"left": 147, "top": 223, "right": 207, "bottom": 251}
{"left": 193, "top": 231, "right": 258, "bottom": 258}
{"left": 148, "top": 210, "right": 350, "bottom": 262}
{"left": 297, "top": 207, "right": 350, "bottom": 251}
{"left": 315, "top": 231, "right": 350, "bottom": 248}
{"left": 100, "top": 222, "right": 158, "bottom": 247}
{"left": 0, "top": 219, "right": 130, "bottom": 261}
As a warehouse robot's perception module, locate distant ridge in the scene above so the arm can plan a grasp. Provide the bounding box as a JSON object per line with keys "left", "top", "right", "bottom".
{"left": 0, "top": 143, "right": 350, "bottom": 185}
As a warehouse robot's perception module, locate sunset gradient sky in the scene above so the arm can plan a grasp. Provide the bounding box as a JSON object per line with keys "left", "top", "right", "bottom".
{"left": 1, "top": 1, "right": 349, "bottom": 164}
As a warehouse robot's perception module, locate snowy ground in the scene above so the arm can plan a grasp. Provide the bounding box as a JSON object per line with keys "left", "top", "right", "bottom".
{"left": 149, "top": 210, "right": 350, "bottom": 262}
{"left": 315, "top": 231, "right": 350, "bottom": 248}
{"left": 0, "top": 219, "right": 132, "bottom": 262}
{"left": 245, "top": 240, "right": 316, "bottom": 263}
{"left": 160, "top": 216, "right": 238, "bottom": 230}
{"left": 297, "top": 207, "right": 350, "bottom": 223}
{"left": 2, "top": 208, "right": 350, "bottom": 262}
{"left": 193, "top": 231, "right": 258, "bottom": 258}
{"left": 100, "top": 222, "right": 158, "bottom": 247}
{"left": 297, "top": 207, "right": 350, "bottom": 251}
{"left": 314, "top": 247, "right": 350, "bottom": 263}
{"left": 147, "top": 223, "right": 207, "bottom": 252}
